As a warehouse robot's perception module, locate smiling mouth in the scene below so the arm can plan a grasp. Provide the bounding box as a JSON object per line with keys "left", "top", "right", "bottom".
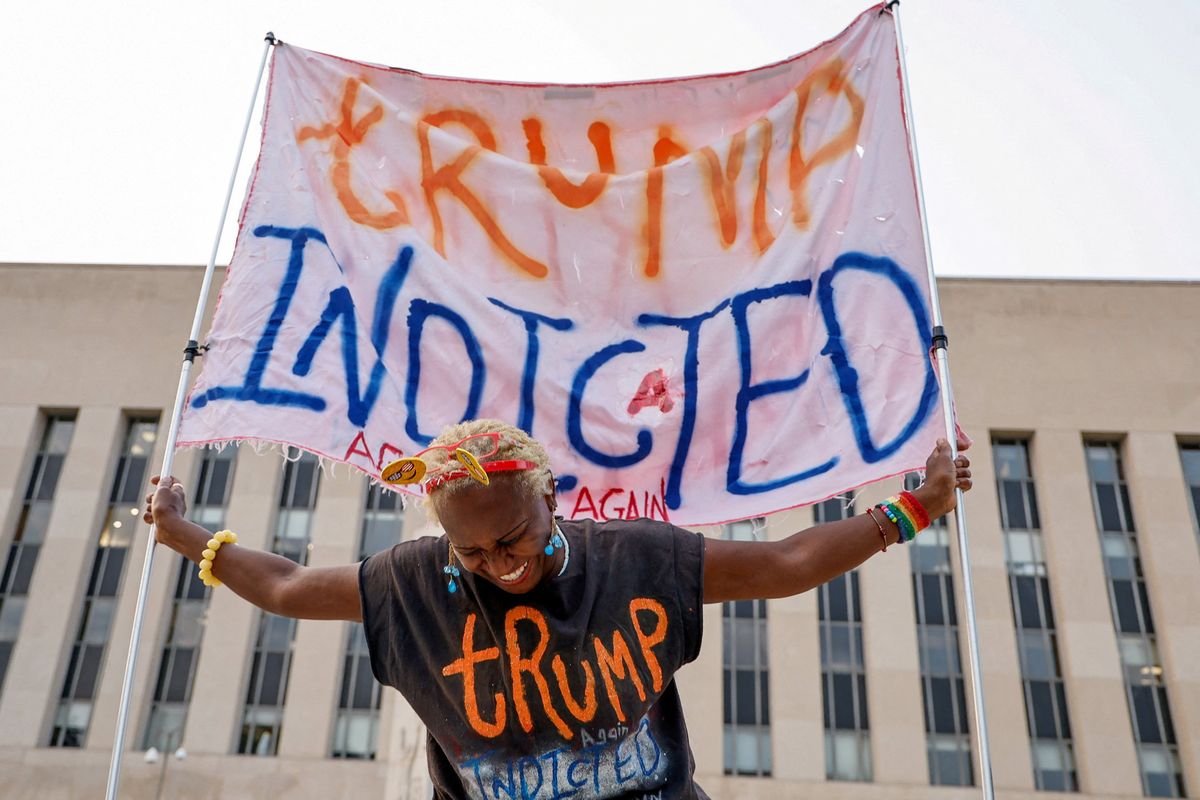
{"left": 497, "top": 561, "right": 531, "bottom": 585}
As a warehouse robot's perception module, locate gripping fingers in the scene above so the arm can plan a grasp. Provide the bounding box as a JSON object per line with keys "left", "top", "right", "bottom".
{"left": 956, "top": 465, "right": 973, "bottom": 490}
{"left": 144, "top": 476, "right": 181, "bottom": 524}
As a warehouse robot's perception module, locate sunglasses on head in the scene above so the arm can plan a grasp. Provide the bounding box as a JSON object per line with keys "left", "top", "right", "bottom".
{"left": 381, "top": 432, "right": 537, "bottom": 490}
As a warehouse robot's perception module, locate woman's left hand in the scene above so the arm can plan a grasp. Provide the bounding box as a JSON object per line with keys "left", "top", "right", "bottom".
{"left": 913, "top": 437, "right": 972, "bottom": 520}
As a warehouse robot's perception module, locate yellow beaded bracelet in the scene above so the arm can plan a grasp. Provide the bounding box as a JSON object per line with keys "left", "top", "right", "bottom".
{"left": 198, "top": 529, "right": 238, "bottom": 588}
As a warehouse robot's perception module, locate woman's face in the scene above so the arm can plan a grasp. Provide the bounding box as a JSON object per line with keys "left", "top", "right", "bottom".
{"left": 435, "top": 474, "right": 559, "bottom": 594}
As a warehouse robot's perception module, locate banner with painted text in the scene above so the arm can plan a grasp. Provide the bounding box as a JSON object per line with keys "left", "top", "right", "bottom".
{"left": 179, "top": 5, "right": 943, "bottom": 526}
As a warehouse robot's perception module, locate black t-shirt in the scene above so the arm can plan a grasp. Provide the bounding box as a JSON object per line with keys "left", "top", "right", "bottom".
{"left": 359, "top": 517, "right": 710, "bottom": 800}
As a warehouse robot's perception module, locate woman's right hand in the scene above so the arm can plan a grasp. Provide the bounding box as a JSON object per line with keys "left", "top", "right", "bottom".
{"left": 141, "top": 475, "right": 362, "bottom": 623}
{"left": 144, "top": 475, "right": 188, "bottom": 539}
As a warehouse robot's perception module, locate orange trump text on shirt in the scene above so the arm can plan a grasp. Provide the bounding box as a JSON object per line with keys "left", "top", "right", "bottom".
{"left": 441, "top": 598, "right": 670, "bottom": 741}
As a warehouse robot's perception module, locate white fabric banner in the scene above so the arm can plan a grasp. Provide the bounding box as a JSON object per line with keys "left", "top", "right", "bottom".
{"left": 179, "top": 5, "right": 944, "bottom": 526}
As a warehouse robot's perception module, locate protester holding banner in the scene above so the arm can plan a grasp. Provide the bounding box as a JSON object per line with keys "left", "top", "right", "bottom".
{"left": 179, "top": 6, "right": 948, "bottom": 528}
{"left": 131, "top": 5, "right": 982, "bottom": 797}
{"left": 145, "top": 418, "right": 969, "bottom": 799}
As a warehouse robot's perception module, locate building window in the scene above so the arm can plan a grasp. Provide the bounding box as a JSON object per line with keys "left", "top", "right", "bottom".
{"left": 721, "top": 519, "right": 771, "bottom": 776}
{"left": 142, "top": 447, "right": 236, "bottom": 751}
{"left": 815, "top": 497, "right": 871, "bottom": 782}
{"left": 906, "top": 473, "right": 974, "bottom": 786}
{"left": 49, "top": 416, "right": 158, "bottom": 747}
{"left": 993, "top": 438, "right": 1077, "bottom": 792}
{"left": 1085, "top": 440, "right": 1186, "bottom": 798}
{"left": 1180, "top": 442, "right": 1200, "bottom": 546}
{"left": 331, "top": 484, "right": 403, "bottom": 760}
{"left": 238, "top": 453, "right": 320, "bottom": 756}
{"left": 813, "top": 495, "right": 854, "bottom": 528}
{"left": 0, "top": 414, "right": 76, "bottom": 693}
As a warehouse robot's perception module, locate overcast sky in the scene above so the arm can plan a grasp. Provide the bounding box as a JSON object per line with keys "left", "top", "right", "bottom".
{"left": 1, "top": 1, "right": 1196, "bottom": 280}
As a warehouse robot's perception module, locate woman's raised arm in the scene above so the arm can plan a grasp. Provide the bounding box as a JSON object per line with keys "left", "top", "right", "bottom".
{"left": 703, "top": 439, "right": 972, "bottom": 604}
{"left": 146, "top": 476, "right": 363, "bottom": 621}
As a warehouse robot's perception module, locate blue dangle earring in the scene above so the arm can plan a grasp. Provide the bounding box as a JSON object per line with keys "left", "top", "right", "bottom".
{"left": 443, "top": 548, "right": 461, "bottom": 594}
{"left": 544, "top": 528, "right": 564, "bottom": 556}
{"left": 545, "top": 482, "right": 563, "bottom": 557}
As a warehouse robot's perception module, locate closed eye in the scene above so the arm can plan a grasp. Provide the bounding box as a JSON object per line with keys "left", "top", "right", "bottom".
{"left": 452, "top": 519, "right": 531, "bottom": 559}
{"left": 453, "top": 530, "right": 525, "bottom": 559}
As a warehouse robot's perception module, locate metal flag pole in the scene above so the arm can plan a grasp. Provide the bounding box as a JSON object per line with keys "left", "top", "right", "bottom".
{"left": 885, "top": 3, "right": 996, "bottom": 798}
{"left": 103, "top": 31, "right": 278, "bottom": 800}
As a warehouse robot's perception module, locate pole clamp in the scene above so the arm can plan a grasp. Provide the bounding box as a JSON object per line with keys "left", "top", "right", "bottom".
{"left": 881, "top": 0, "right": 900, "bottom": 13}
{"left": 265, "top": 32, "right": 280, "bottom": 45}
{"left": 183, "top": 340, "right": 209, "bottom": 363}
{"left": 931, "top": 325, "right": 949, "bottom": 351}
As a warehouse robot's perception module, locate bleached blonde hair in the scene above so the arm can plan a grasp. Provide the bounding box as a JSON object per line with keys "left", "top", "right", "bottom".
{"left": 422, "top": 419, "right": 554, "bottom": 524}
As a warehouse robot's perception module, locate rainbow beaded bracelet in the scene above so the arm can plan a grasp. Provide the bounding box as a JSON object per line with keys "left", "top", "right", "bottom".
{"left": 876, "top": 491, "right": 931, "bottom": 543}
{"left": 897, "top": 490, "right": 932, "bottom": 530}
{"left": 198, "top": 530, "right": 238, "bottom": 588}
{"left": 878, "top": 501, "right": 913, "bottom": 542}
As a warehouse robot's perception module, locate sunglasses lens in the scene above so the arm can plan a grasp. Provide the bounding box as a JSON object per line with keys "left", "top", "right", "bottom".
{"left": 458, "top": 433, "right": 499, "bottom": 459}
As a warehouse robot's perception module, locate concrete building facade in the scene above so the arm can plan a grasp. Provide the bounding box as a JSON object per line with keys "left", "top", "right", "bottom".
{"left": 0, "top": 263, "right": 1197, "bottom": 799}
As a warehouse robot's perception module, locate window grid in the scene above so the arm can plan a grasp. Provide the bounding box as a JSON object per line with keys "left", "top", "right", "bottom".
{"left": 815, "top": 497, "right": 871, "bottom": 782}
{"left": 331, "top": 484, "right": 403, "bottom": 760}
{"left": 1180, "top": 443, "right": 1200, "bottom": 549}
{"left": 992, "top": 438, "right": 1078, "bottom": 792}
{"left": 1086, "top": 441, "right": 1185, "bottom": 798}
{"left": 0, "top": 414, "right": 76, "bottom": 693}
{"left": 721, "top": 519, "right": 771, "bottom": 777}
{"left": 49, "top": 417, "right": 158, "bottom": 747}
{"left": 906, "top": 473, "right": 974, "bottom": 787}
{"left": 142, "top": 447, "right": 236, "bottom": 750}
{"left": 238, "top": 453, "right": 320, "bottom": 756}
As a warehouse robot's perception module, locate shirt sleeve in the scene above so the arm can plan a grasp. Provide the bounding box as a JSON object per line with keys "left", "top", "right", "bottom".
{"left": 358, "top": 536, "right": 446, "bottom": 689}
{"left": 358, "top": 545, "right": 404, "bottom": 688}
{"left": 670, "top": 526, "right": 706, "bottom": 665}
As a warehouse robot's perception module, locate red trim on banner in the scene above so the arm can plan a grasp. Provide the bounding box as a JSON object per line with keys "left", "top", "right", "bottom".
{"left": 293, "top": 4, "right": 887, "bottom": 91}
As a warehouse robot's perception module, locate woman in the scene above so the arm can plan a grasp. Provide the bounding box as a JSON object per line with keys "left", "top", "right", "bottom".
{"left": 146, "top": 419, "right": 971, "bottom": 799}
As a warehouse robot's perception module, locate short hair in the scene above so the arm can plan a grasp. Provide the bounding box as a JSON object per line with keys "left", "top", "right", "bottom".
{"left": 422, "top": 419, "right": 553, "bottom": 524}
